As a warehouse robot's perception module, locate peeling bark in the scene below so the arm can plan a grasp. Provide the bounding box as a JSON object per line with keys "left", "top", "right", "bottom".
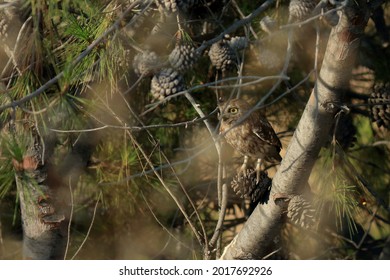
{"left": 16, "top": 177, "right": 67, "bottom": 259}
{"left": 221, "top": 1, "right": 370, "bottom": 259}
{"left": 14, "top": 126, "right": 69, "bottom": 259}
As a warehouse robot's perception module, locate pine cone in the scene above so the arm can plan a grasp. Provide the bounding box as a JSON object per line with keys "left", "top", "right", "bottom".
{"left": 230, "top": 168, "right": 272, "bottom": 203}
{"left": 155, "top": 0, "right": 178, "bottom": 13}
{"left": 133, "top": 51, "right": 161, "bottom": 77}
{"left": 369, "top": 83, "right": 390, "bottom": 129}
{"left": 151, "top": 68, "right": 185, "bottom": 101}
{"left": 260, "top": 16, "right": 277, "bottom": 34}
{"left": 129, "top": 3, "right": 152, "bottom": 29}
{"left": 287, "top": 195, "right": 316, "bottom": 230}
{"left": 169, "top": 44, "right": 199, "bottom": 73}
{"left": 228, "top": 36, "right": 248, "bottom": 51}
{"left": 0, "top": 2, "right": 20, "bottom": 44}
{"left": 0, "top": 18, "right": 8, "bottom": 42}
{"left": 288, "top": 0, "right": 319, "bottom": 23}
{"left": 209, "top": 40, "right": 236, "bottom": 72}
{"left": 155, "top": 0, "right": 199, "bottom": 13}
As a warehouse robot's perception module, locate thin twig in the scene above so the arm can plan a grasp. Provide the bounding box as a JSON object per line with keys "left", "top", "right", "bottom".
{"left": 116, "top": 90, "right": 209, "bottom": 251}
{"left": 88, "top": 86, "right": 206, "bottom": 247}
{"left": 141, "top": 191, "right": 194, "bottom": 252}
{"left": 133, "top": 134, "right": 205, "bottom": 246}
{"left": 64, "top": 176, "right": 75, "bottom": 260}
{"left": 314, "top": 22, "right": 321, "bottom": 74}
{"left": 209, "top": 164, "right": 228, "bottom": 249}
{"left": 184, "top": 91, "right": 227, "bottom": 259}
{"left": 71, "top": 191, "right": 102, "bottom": 260}
{"left": 197, "top": 0, "right": 275, "bottom": 54}
{"left": 184, "top": 91, "right": 220, "bottom": 154}
{"left": 257, "top": 27, "right": 293, "bottom": 106}
{"left": 1, "top": 16, "right": 32, "bottom": 78}
{"left": 327, "top": 229, "right": 359, "bottom": 249}
{"left": 280, "top": 4, "right": 346, "bottom": 30}
{"left": 142, "top": 75, "right": 288, "bottom": 115}
{"left": 231, "top": 0, "right": 259, "bottom": 39}
{"left": 49, "top": 109, "right": 218, "bottom": 133}
{"left": 0, "top": 0, "right": 150, "bottom": 113}
{"left": 262, "top": 247, "right": 282, "bottom": 260}
{"left": 357, "top": 206, "right": 379, "bottom": 249}
{"left": 0, "top": 2, "right": 13, "bottom": 9}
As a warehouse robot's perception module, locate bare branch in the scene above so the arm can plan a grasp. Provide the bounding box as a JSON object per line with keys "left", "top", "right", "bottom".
{"left": 221, "top": 0, "right": 371, "bottom": 259}
{"left": 71, "top": 192, "right": 102, "bottom": 260}
{"left": 197, "top": 0, "right": 275, "bottom": 54}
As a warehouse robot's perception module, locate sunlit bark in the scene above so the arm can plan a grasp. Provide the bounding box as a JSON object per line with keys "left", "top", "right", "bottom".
{"left": 221, "top": 0, "right": 371, "bottom": 259}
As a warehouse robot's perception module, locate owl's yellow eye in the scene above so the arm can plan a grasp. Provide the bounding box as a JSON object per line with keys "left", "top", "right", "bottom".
{"left": 228, "top": 107, "right": 238, "bottom": 114}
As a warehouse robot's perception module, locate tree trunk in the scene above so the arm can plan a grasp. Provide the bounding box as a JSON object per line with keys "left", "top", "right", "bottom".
{"left": 16, "top": 175, "right": 68, "bottom": 259}
{"left": 221, "top": 0, "right": 370, "bottom": 259}
{"left": 13, "top": 125, "right": 69, "bottom": 259}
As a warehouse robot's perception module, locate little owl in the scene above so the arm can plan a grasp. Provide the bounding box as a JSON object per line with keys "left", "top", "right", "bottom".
{"left": 219, "top": 98, "right": 282, "bottom": 182}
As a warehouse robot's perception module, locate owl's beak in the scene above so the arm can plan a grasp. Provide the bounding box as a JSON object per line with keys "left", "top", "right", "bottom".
{"left": 218, "top": 111, "right": 229, "bottom": 121}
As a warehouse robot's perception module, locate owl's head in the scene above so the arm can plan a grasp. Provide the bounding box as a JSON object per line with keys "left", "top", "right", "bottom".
{"left": 218, "top": 98, "right": 250, "bottom": 124}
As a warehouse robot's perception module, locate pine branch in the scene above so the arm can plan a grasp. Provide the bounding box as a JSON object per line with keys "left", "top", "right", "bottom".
{"left": 221, "top": 0, "right": 371, "bottom": 259}
{"left": 0, "top": 0, "right": 151, "bottom": 113}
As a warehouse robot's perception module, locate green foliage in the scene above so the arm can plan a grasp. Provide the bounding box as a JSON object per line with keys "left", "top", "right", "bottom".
{"left": 331, "top": 184, "right": 360, "bottom": 234}
{"left": 312, "top": 149, "right": 360, "bottom": 236}
{"left": 0, "top": 130, "right": 30, "bottom": 199}
{"left": 60, "top": 4, "right": 120, "bottom": 87}
{"left": 354, "top": 115, "right": 374, "bottom": 145}
{"left": 0, "top": 154, "right": 16, "bottom": 199}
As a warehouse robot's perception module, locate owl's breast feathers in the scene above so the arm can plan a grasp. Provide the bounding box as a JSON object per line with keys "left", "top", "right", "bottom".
{"left": 221, "top": 111, "right": 282, "bottom": 163}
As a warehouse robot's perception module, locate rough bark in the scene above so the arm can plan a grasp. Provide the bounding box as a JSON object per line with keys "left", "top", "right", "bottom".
{"left": 221, "top": 1, "right": 370, "bottom": 259}
{"left": 16, "top": 177, "right": 68, "bottom": 259}
{"left": 13, "top": 125, "right": 68, "bottom": 259}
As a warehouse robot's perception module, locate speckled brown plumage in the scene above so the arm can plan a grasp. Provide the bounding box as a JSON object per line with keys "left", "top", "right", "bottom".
{"left": 219, "top": 98, "right": 282, "bottom": 164}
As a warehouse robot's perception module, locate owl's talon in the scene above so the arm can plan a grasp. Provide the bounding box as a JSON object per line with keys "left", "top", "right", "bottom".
{"left": 237, "top": 156, "right": 249, "bottom": 181}
{"left": 255, "top": 158, "right": 262, "bottom": 184}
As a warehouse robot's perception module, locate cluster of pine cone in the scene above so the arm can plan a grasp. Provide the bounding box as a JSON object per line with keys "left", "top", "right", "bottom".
{"left": 208, "top": 36, "right": 248, "bottom": 72}
{"left": 369, "top": 83, "right": 390, "bottom": 129}
{"left": 132, "top": 42, "right": 200, "bottom": 101}
{"left": 132, "top": 35, "right": 248, "bottom": 101}
{"left": 230, "top": 168, "right": 272, "bottom": 203}
{"left": 155, "top": 0, "right": 200, "bottom": 14}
